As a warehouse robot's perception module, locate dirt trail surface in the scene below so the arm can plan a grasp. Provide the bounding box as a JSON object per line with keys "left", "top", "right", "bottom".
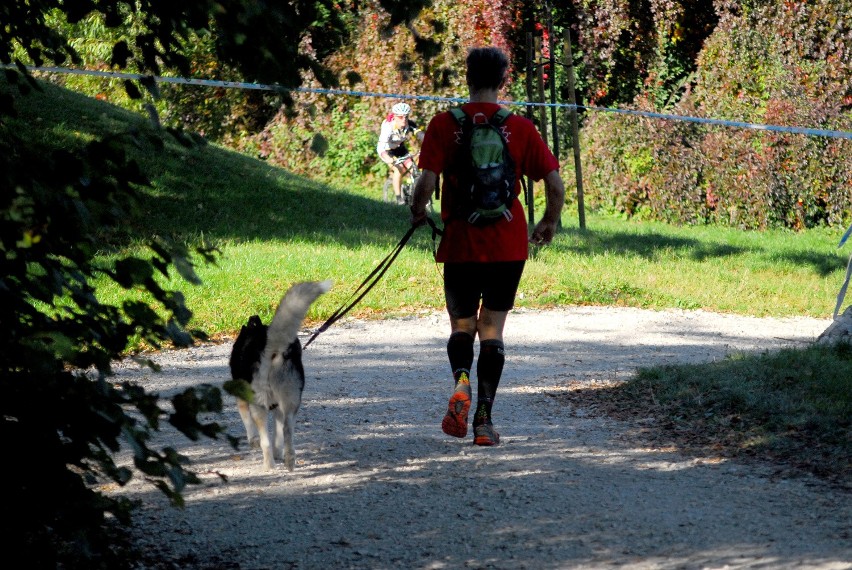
{"left": 110, "top": 307, "right": 852, "bottom": 570}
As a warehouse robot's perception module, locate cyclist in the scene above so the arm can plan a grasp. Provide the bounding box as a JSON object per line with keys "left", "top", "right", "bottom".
{"left": 377, "top": 102, "right": 425, "bottom": 205}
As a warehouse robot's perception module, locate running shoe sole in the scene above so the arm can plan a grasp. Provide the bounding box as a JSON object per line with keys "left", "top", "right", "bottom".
{"left": 441, "top": 389, "right": 471, "bottom": 438}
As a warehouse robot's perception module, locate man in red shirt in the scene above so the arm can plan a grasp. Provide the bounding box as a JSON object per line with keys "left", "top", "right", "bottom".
{"left": 410, "top": 46, "right": 565, "bottom": 446}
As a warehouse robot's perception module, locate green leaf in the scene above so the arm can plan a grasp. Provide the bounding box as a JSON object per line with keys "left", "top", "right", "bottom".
{"left": 123, "top": 79, "right": 142, "bottom": 100}
{"left": 140, "top": 75, "right": 159, "bottom": 99}
{"left": 110, "top": 41, "right": 131, "bottom": 68}
{"left": 223, "top": 378, "right": 255, "bottom": 402}
{"left": 114, "top": 257, "right": 154, "bottom": 287}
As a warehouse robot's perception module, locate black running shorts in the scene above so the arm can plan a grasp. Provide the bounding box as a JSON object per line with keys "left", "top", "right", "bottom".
{"left": 444, "top": 261, "right": 526, "bottom": 319}
{"left": 388, "top": 144, "right": 409, "bottom": 158}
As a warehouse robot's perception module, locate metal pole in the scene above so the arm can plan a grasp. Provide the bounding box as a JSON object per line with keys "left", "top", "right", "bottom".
{"left": 565, "top": 28, "right": 586, "bottom": 230}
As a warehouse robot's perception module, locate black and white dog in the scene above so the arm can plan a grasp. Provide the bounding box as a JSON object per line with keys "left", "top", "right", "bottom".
{"left": 229, "top": 281, "right": 331, "bottom": 470}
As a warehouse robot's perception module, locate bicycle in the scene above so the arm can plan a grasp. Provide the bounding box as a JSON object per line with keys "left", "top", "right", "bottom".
{"left": 382, "top": 153, "right": 421, "bottom": 206}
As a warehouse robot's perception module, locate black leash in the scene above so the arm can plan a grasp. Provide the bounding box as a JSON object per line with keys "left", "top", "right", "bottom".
{"left": 303, "top": 217, "right": 441, "bottom": 349}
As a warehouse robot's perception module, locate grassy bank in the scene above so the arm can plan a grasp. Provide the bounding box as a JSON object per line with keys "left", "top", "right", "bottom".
{"left": 15, "top": 79, "right": 848, "bottom": 329}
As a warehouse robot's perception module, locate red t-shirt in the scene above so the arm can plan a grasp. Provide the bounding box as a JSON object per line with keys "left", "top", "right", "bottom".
{"left": 418, "top": 102, "right": 559, "bottom": 263}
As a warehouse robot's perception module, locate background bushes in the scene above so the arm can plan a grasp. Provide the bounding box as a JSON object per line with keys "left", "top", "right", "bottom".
{"left": 33, "top": 0, "right": 852, "bottom": 228}
{"left": 239, "top": 0, "right": 519, "bottom": 186}
{"left": 582, "top": 0, "right": 852, "bottom": 229}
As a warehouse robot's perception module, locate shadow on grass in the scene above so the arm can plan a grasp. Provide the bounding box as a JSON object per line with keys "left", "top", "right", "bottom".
{"left": 553, "top": 226, "right": 847, "bottom": 277}
{"left": 7, "top": 76, "right": 421, "bottom": 252}
{"left": 552, "top": 343, "right": 852, "bottom": 489}
{"left": 555, "top": 226, "right": 744, "bottom": 261}
{"left": 133, "top": 147, "right": 419, "bottom": 247}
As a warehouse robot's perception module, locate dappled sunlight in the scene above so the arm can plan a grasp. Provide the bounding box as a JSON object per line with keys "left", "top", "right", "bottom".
{"left": 307, "top": 396, "right": 398, "bottom": 409}
{"left": 108, "top": 309, "right": 849, "bottom": 569}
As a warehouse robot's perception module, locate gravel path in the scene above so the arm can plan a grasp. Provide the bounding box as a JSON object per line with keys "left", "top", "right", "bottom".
{"left": 110, "top": 307, "right": 851, "bottom": 570}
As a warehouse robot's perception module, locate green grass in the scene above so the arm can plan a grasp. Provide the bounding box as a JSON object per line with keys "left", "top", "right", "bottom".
{"left": 625, "top": 342, "right": 851, "bottom": 484}
{"left": 557, "top": 340, "right": 851, "bottom": 486}
{"left": 92, "top": 185, "right": 849, "bottom": 333}
{"left": 522, "top": 216, "right": 844, "bottom": 315}
{"left": 7, "top": 75, "right": 851, "bottom": 482}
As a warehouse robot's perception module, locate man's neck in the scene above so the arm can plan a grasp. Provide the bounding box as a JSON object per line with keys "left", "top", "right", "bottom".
{"left": 468, "top": 88, "right": 499, "bottom": 103}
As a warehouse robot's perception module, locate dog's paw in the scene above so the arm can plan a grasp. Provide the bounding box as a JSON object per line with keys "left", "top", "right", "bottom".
{"left": 284, "top": 455, "right": 296, "bottom": 471}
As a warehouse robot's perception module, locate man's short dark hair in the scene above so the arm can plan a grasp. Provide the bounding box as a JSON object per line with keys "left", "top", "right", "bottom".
{"left": 465, "top": 47, "right": 509, "bottom": 91}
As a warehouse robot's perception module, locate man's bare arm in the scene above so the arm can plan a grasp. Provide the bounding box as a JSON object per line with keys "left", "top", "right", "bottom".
{"left": 529, "top": 169, "right": 565, "bottom": 245}
{"left": 410, "top": 169, "right": 437, "bottom": 226}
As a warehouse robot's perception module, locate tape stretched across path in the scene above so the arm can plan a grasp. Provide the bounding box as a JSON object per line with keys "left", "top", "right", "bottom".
{"left": 9, "top": 64, "right": 852, "bottom": 141}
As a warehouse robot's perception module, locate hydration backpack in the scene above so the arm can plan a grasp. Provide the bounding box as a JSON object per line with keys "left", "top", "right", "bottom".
{"left": 449, "top": 107, "right": 517, "bottom": 225}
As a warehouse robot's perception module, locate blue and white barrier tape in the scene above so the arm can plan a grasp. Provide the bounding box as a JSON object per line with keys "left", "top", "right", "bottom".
{"left": 9, "top": 65, "right": 852, "bottom": 141}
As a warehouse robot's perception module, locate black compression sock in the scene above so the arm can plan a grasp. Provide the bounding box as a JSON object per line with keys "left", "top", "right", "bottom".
{"left": 447, "top": 331, "right": 474, "bottom": 383}
{"left": 475, "top": 339, "right": 505, "bottom": 425}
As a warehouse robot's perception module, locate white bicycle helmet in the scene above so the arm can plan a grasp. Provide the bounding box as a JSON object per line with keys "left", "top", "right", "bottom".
{"left": 391, "top": 102, "right": 411, "bottom": 116}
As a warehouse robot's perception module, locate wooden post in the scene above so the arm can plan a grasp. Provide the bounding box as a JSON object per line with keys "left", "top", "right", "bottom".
{"left": 535, "top": 36, "right": 548, "bottom": 145}
{"left": 547, "top": 15, "right": 562, "bottom": 229}
{"left": 565, "top": 28, "right": 585, "bottom": 230}
{"left": 525, "top": 32, "right": 535, "bottom": 227}
{"left": 525, "top": 32, "right": 534, "bottom": 122}
{"left": 548, "top": 16, "right": 559, "bottom": 161}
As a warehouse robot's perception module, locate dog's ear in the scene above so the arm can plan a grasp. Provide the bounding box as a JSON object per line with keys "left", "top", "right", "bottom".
{"left": 235, "top": 316, "right": 261, "bottom": 342}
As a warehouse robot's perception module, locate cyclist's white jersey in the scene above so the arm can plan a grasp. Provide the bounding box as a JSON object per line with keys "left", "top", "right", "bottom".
{"left": 376, "top": 117, "right": 420, "bottom": 155}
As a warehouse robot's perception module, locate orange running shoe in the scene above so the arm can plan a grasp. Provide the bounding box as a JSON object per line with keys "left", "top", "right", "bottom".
{"left": 473, "top": 421, "right": 500, "bottom": 446}
{"left": 441, "top": 378, "right": 471, "bottom": 438}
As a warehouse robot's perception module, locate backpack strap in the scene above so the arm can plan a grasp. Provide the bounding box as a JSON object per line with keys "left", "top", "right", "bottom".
{"left": 450, "top": 106, "right": 511, "bottom": 125}
{"left": 449, "top": 107, "right": 467, "bottom": 125}
{"left": 491, "top": 108, "right": 512, "bottom": 125}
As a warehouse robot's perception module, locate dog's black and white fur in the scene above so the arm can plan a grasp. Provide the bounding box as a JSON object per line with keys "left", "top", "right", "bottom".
{"left": 229, "top": 281, "right": 331, "bottom": 470}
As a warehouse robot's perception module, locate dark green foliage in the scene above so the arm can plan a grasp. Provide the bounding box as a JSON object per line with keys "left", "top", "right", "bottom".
{"left": 554, "top": 0, "right": 717, "bottom": 108}
{"left": 0, "top": 70, "right": 232, "bottom": 566}
{"left": 4, "top": 0, "right": 431, "bottom": 142}
{"left": 1, "top": 0, "right": 425, "bottom": 565}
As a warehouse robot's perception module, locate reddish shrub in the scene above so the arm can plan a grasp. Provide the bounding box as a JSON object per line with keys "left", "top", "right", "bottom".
{"left": 582, "top": 0, "right": 852, "bottom": 229}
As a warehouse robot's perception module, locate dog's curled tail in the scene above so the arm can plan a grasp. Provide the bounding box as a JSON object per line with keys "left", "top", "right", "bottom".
{"left": 265, "top": 280, "right": 333, "bottom": 351}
